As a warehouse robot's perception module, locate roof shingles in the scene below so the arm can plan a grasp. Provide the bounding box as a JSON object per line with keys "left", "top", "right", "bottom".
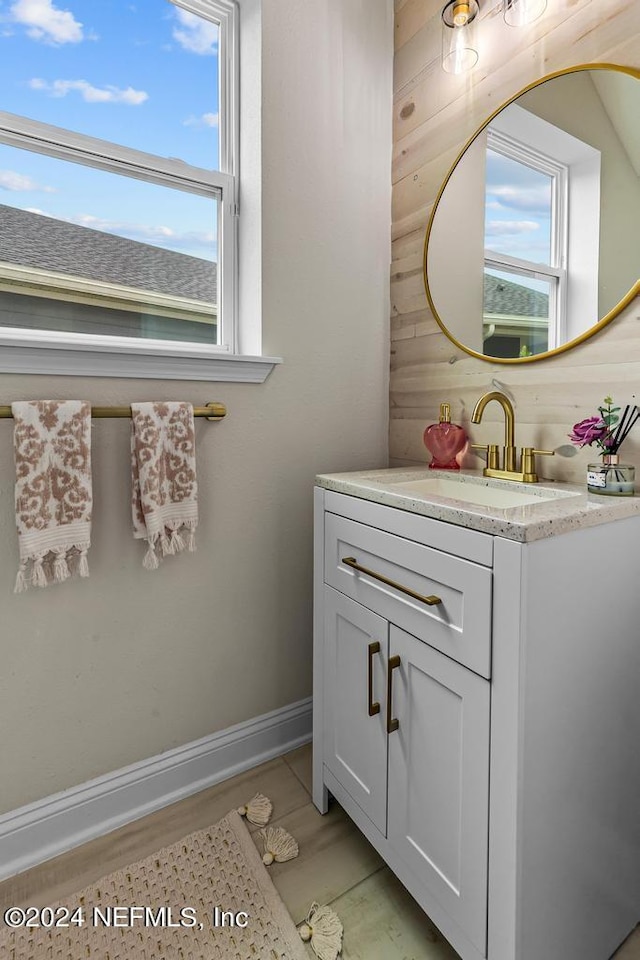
{"left": 0, "top": 204, "right": 216, "bottom": 304}
{"left": 484, "top": 272, "right": 548, "bottom": 318}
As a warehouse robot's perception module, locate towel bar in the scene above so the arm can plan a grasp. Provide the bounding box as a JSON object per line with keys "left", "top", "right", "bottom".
{"left": 0, "top": 402, "right": 226, "bottom": 421}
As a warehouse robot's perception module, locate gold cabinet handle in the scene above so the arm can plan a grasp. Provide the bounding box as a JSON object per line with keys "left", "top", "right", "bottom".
{"left": 341, "top": 557, "right": 441, "bottom": 607}
{"left": 386, "top": 655, "right": 401, "bottom": 734}
{"left": 367, "top": 642, "right": 381, "bottom": 717}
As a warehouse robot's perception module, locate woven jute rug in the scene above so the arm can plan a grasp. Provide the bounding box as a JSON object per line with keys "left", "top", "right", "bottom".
{"left": 1, "top": 810, "right": 309, "bottom": 959}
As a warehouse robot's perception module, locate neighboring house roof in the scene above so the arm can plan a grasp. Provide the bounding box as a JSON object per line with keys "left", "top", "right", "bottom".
{"left": 484, "top": 272, "right": 548, "bottom": 319}
{"left": 0, "top": 204, "right": 216, "bottom": 304}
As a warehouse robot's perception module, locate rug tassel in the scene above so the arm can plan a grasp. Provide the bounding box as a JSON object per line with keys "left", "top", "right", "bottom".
{"left": 237, "top": 793, "right": 273, "bottom": 826}
{"left": 260, "top": 826, "right": 299, "bottom": 865}
{"left": 299, "top": 902, "right": 344, "bottom": 960}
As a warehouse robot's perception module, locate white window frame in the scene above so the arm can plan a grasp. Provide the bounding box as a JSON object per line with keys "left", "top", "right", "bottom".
{"left": 0, "top": 0, "right": 279, "bottom": 382}
{"left": 486, "top": 103, "right": 601, "bottom": 352}
{"left": 484, "top": 129, "right": 568, "bottom": 351}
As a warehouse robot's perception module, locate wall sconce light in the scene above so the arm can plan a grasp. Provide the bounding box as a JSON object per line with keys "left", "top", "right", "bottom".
{"left": 441, "top": 0, "right": 480, "bottom": 75}
{"left": 503, "top": 0, "right": 547, "bottom": 26}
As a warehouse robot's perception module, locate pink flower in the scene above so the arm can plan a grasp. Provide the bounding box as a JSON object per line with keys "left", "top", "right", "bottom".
{"left": 568, "top": 416, "right": 611, "bottom": 448}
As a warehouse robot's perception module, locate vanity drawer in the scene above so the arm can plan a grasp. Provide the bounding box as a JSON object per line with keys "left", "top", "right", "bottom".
{"left": 324, "top": 513, "right": 492, "bottom": 678}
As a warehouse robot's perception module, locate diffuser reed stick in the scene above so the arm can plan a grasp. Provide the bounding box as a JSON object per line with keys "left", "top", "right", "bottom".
{"left": 608, "top": 404, "right": 640, "bottom": 454}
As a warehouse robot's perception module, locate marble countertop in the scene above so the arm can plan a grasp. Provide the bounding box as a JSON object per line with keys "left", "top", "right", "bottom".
{"left": 315, "top": 467, "right": 640, "bottom": 542}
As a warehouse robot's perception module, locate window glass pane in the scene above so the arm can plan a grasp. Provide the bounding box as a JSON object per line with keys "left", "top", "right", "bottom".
{"left": 485, "top": 150, "right": 552, "bottom": 265}
{"left": 0, "top": 0, "right": 219, "bottom": 170}
{"left": 483, "top": 267, "right": 550, "bottom": 358}
{"left": 0, "top": 143, "right": 218, "bottom": 344}
{"left": 0, "top": 289, "right": 218, "bottom": 345}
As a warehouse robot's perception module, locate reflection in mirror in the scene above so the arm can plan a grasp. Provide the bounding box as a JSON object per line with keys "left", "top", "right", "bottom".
{"left": 425, "top": 66, "right": 640, "bottom": 362}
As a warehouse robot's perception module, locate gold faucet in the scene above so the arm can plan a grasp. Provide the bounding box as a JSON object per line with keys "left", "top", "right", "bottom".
{"left": 471, "top": 390, "right": 554, "bottom": 483}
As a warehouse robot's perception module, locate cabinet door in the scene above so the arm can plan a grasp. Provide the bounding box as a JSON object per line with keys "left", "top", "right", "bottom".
{"left": 387, "top": 626, "right": 490, "bottom": 955}
{"left": 323, "top": 586, "right": 388, "bottom": 835}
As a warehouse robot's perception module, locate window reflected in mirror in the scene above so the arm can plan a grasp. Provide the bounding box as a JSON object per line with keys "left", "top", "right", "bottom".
{"left": 425, "top": 65, "right": 640, "bottom": 363}
{"left": 483, "top": 145, "right": 558, "bottom": 357}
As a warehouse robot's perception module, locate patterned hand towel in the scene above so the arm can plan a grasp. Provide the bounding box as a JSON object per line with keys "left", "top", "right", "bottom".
{"left": 131, "top": 401, "right": 198, "bottom": 569}
{"left": 12, "top": 400, "right": 92, "bottom": 592}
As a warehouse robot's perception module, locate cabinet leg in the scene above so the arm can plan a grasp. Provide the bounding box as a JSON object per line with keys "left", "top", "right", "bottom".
{"left": 313, "top": 779, "right": 329, "bottom": 814}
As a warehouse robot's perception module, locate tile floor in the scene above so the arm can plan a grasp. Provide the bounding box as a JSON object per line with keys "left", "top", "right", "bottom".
{"left": 0, "top": 743, "right": 637, "bottom": 959}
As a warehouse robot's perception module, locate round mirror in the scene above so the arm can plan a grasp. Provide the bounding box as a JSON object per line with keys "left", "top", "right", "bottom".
{"left": 424, "top": 64, "right": 640, "bottom": 362}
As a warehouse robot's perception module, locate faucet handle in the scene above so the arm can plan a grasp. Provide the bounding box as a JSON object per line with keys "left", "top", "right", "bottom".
{"left": 471, "top": 443, "right": 500, "bottom": 470}
{"left": 521, "top": 447, "right": 554, "bottom": 481}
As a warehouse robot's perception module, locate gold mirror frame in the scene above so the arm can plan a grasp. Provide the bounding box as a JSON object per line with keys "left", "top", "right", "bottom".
{"left": 423, "top": 63, "right": 640, "bottom": 364}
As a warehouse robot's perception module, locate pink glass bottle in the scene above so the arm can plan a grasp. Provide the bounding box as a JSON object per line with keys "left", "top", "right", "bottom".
{"left": 423, "top": 402, "right": 467, "bottom": 470}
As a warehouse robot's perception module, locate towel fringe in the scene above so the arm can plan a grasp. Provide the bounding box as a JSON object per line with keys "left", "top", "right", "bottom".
{"left": 168, "top": 523, "right": 185, "bottom": 554}
{"left": 160, "top": 529, "right": 173, "bottom": 557}
{"left": 141, "top": 525, "right": 194, "bottom": 569}
{"left": 53, "top": 547, "right": 70, "bottom": 583}
{"left": 143, "top": 539, "right": 160, "bottom": 570}
{"left": 14, "top": 561, "right": 28, "bottom": 594}
{"left": 77, "top": 547, "right": 90, "bottom": 578}
{"left": 14, "top": 544, "right": 91, "bottom": 591}
{"left": 32, "top": 554, "right": 48, "bottom": 588}
{"left": 184, "top": 521, "right": 197, "bottom": 552}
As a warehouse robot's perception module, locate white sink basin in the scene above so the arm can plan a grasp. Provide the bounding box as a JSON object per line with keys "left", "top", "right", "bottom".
{"left": 389, "top": 476, "right": 581, "bottom": 509}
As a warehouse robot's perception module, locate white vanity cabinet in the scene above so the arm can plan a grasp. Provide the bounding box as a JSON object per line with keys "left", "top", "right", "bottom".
{"left": 313, "top": 482, "right": 640, "bottom": 960}
{"left": 323, "top": 587, "right": 490, "bottom": 950}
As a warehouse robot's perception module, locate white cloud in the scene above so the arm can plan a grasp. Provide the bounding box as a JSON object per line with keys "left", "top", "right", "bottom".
{"left": 487, "top": 185, "right": 551, "bottom": 215}
{"left": 69, "top": 213, "right": 176, "bottom": 241}
{"left": 10, "top": 0, "right": 84, "bottom": 44}
{"left": 183, "top": 112, "right": 218, "bottom": 128}
{"left": 0, "top": 169, "right": 56, "bottom": 192}
{"left": 26, "top": 209, "right": 215, "bottom": 257}
{"left": 29, "top": 78, "right": 148, "bottom": 105}
{"left": 485, "top": 220, "right": 540, "bottom": 236}
{"left": 172, "top": 7, "right": 217, "bottom": 55}
{"left": 13, "top": 207, "right": 216, "bottom": 261}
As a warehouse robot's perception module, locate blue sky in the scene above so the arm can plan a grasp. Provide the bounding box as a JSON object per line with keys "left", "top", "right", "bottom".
{"left": 484, "top": 149, "right": 552, "bottom": 266}
{"left": 0, "top": 0, "right": 219, "bottom": 262}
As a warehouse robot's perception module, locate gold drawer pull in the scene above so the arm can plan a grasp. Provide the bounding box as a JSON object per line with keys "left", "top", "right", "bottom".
{"left": 367, "top": 641, "right": 381, "bottom": 717}
{"left": 387, "top": 655, "right": 401, "bottom": 734}
{"left": 341, "top": 557, "right": 442, "bottom": 607}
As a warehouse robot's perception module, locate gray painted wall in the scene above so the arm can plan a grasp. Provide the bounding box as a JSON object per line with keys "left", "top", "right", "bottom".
{"left": 0, "top": 0, "right": 392, "bottom": 814}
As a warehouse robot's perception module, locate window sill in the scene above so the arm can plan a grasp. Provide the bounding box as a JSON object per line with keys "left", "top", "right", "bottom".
{"left": 0, "top": 330, "right": 281, "bottom": 383}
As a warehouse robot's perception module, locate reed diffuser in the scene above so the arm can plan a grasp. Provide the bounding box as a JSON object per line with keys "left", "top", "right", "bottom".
{"left": 569, "top": 396, "right": 639, "bottom": 496}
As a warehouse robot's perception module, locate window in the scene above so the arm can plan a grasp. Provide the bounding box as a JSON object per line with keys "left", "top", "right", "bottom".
{"left": 482, "top": 132, "right": 567, "bottom": 358}
{"left": 0, "top": 0, "right": 275, "bottom": 380}
{"left": 481, "top": 102, "right": 602, "bottom": 359}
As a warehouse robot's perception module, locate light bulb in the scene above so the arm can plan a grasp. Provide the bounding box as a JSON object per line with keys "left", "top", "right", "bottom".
{"left": 453, "top": 1, "right": 471, "bottom": 26}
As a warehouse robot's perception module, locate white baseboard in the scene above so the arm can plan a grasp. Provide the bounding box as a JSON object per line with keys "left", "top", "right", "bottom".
{"left": 0, "top": 697, "right": 312, "bottom": 882}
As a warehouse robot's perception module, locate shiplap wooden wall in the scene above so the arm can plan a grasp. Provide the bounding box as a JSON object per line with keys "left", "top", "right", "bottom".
{"left": 391, "top": 0, "right": 640, "bottom": 482}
